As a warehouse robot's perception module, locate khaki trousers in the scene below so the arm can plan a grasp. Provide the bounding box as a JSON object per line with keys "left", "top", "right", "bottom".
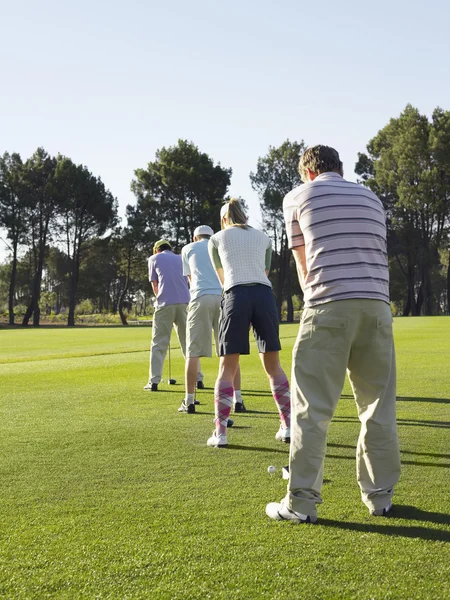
{"left": 150, "top": 303, "right": 199, "bottom": 384}
{"left": 186, "top": 295, "right": 221, "bottom": 358}
{"left": 285, "top": 299, "right": 401, "bottom": 516}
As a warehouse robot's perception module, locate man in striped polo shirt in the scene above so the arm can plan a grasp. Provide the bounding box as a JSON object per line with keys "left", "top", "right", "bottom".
{"left": 266, "top": 145, "right": 401, "bottom": 524}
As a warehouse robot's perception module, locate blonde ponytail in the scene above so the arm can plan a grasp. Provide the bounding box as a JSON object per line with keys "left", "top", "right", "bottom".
{"left": 221, "top": 198, "right": 248, "bottom": 229}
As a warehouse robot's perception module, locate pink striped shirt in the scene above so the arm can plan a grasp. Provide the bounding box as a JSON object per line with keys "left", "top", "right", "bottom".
{"left": 283, "top": 172, "right": 390, "bottom": 307}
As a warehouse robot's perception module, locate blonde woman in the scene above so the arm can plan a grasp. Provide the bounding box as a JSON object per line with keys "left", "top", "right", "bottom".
{"left": 206, "top": 198, "right": 291, "bottom": 447}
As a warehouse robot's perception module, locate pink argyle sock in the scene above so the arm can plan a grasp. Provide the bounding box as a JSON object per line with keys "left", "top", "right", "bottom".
{"left": 270, "top": 374, "right": 291, "bottom": 429}
{"left": 214, "top": 379, "right": 234, "bottom": 436}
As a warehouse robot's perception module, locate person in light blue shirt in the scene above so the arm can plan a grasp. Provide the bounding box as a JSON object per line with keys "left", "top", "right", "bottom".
{"left": 178, "top": 226, "right": 243, "bottom": 414}
{"left": 182, "top": 229, "right": 222, "bottom": 301}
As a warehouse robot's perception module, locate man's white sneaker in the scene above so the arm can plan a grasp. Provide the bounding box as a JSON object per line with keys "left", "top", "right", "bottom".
{"left": 206, "top": 431, "right": 228, "bottom": 447}
{"left": 178, "top": 400, "right": 195, "bottom": 414}
{"left": 143, "top": 383, "right": 158, "bottom": 391}
{"left": 370, "top": 500, "right": 393, "bottom": 516}
{"left": 265, "top": 502, "right": 317, "bottom": 523}
{"left": 275, "top": 425, "right": 291, "bottom": 443}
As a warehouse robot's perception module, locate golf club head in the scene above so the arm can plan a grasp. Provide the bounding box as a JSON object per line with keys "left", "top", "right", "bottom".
{"left": 169, "top": 379, "right": 177, "bottom": 385}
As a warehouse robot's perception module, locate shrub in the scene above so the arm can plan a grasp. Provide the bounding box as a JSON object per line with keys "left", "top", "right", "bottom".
{"left": 75, "top": 313, "right": 122, "bottom": 325}
{"left": 75, "top": 299, "right": 94, "bottom": 315}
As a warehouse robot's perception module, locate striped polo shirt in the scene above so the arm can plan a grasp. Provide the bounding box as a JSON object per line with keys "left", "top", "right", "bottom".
{"left": 283, "top": 172, "right": 390, "bottom": 307}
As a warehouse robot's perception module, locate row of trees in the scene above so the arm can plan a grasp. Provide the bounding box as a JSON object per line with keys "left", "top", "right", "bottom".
{"left": 356, "top": 105, "right": 450, "bottom": 315}
{"left": 250, "top": 105, "right": 450, "bottom": 317}
{"left": 0, "top": 142, "right": 233, "bottom": 326}
{"left": 1, "top": 104, "right": 449, "bottom": 325}
{"left": 0, "top": 150, "right": 118, "bottom": 326}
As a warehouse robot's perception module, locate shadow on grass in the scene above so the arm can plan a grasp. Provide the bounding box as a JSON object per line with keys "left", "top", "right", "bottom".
{"left": 325, "top": 455, "right": 450, "bottom": 468}
{"left": 0, "top": 323, "right": 131, "bottom": 329}
{"left": 397, "top": 396, "right": 450, "bottom": 405}
{"left": 340, "top": 394, "right": 450, "bottom": 405}
{"left": 227, "top": 444, "right": 288, "bottom": 454}
{"left": 145, "top": 388, "right": 188, "bottom": 394}
{"left": 397, "top": 418, "right": 450, "bottom": 429}
{"left": 329, "top": 442, "right": 450, "bottom": 460}
{"left": 242, "top": 410, "right": 277, "bottom": 415}
{"left": 333, "top": 415, "right": 450, "bottom": 429}
{"left": 327, "top": 442, "right": 450, "bottom": 466}
{"left": 401, "top": 448, "right": 450, "bottom": 460}
{"left": 393, "top": 505, "right": 450, "bottom": 526}
{"left": 320, "top": 506, "right": 450, "bottom": 542}
{"left": 191, "top": 410, "right": 277, "bottom": 420}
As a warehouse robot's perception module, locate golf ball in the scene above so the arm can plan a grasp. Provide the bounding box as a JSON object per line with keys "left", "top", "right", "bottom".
{"left": 267, "top": 465, "right": 276, "bottom": 474}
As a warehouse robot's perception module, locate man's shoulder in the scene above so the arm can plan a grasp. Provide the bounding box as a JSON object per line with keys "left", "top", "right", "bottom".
{"left": 161, "top": 250, "right": 181, "bottom": 264}
{"left": 182, "top": 241, "right": 195, "bottom": 256}
{"left": 284, "top": 177, "right": 381, "bottom": 204}
{"left": 317, "top": 177, "right": 382, "bottom": 203}
{"left": 344, "top": 180, "right": 382, "bottom": 202}
{"left": 311, "top": 175, "right": 365, "bottom": 192}
{"left": 283, "top": 184, "right": 310, "bottom": 209}
{"left": 185, "top": 239, "right": 209, "bottom": 256}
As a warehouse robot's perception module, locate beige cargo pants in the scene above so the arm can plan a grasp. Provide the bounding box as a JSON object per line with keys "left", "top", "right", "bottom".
{"left": 285, "top": 299, "right": 401, "bottom": 516}
{"left": 149, "top": 303, "right": 204, "bottom": 384}
{"left": 149, "top": 303, "right": 187, "bottom": 384}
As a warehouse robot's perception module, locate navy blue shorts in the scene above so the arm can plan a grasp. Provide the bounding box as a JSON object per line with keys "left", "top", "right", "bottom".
{"left": 218, "top": 284, "right": 281, "bottom": 356}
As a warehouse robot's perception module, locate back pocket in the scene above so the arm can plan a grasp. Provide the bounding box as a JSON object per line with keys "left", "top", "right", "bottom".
{"left": 310, "top": 313, "right": 348, "bottom": 352}
{"left": 375, "top": 315, "right": 393, "bottom": 347}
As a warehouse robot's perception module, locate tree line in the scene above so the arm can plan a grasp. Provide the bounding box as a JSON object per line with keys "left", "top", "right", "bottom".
{"left": 1, "top": 105, "right": 449, "bottom": 326}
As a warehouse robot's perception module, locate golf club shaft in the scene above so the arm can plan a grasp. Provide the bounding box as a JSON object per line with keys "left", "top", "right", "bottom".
{"left": 168, "top": 340, "right": 171, "bottom": 381}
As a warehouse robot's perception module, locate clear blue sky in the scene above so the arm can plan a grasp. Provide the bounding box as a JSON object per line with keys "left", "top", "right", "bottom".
{"left": 1, "top": 0, "right": 449, "bottom": 257}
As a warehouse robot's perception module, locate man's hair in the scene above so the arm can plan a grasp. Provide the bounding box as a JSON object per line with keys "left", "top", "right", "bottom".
{"left": 157, "top": 243, "right": 172, "bottom": 252}
{"left": 299, "top": 145, "right": 343, "bottom": 182}
{"left": 196, "top": 234, "right": 211, "bottom": 240}
{"left": 221, "top": 198, "right": 248, "bottom": 229}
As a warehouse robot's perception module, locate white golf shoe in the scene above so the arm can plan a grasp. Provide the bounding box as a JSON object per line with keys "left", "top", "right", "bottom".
{"left": 275, "top": 425, "right": 291, "bottom": 443}
{"left": 265, "top": 502, "right": 317, "bottom": 524}
{"left": 206, "top": 431, "right": 228, "bottom": 448}
{"left": 370, "top": 500, "right": 393, "bottom": 516}
{"left": 143, "top": 383, "right": 158, "bottom": 391}
{"left": 178, "top": 400, "right": 195, "bottom": 414}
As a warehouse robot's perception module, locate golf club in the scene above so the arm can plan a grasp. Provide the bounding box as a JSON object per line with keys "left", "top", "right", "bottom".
{"left": 168, "top": 342, "right": 176, "bottom": 385}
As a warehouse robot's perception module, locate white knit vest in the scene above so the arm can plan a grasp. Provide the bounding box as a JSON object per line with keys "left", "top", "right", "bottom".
{"left": 210, "top": 227, "right": 272, "bottom": 292}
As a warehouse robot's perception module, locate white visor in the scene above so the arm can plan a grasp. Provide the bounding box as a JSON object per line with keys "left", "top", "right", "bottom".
{"left": 220, "top": 203, "right": 229, "bottom": 220}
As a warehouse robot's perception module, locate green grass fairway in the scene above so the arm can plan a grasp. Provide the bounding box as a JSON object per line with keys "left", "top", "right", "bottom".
{"left": 1, "top": 318, "right": 449, "bottom": 599}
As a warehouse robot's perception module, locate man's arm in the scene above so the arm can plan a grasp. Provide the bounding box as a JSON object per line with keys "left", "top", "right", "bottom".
{"left": 291, "top": 246, "right": 307, "bottom": 291}
{"left": 148, "top": 257, "right": 159, "bottom": 297}
{"left": 181, "top": 248, "right": 191, "bottom": 281}
{"left": 283, "top": 200, "right": 306, "bottom": 289}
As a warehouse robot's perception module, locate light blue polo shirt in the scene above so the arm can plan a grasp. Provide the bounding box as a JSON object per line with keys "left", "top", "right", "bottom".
{"left": 181, "top": 239, "right": 222, "bottom": 301}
